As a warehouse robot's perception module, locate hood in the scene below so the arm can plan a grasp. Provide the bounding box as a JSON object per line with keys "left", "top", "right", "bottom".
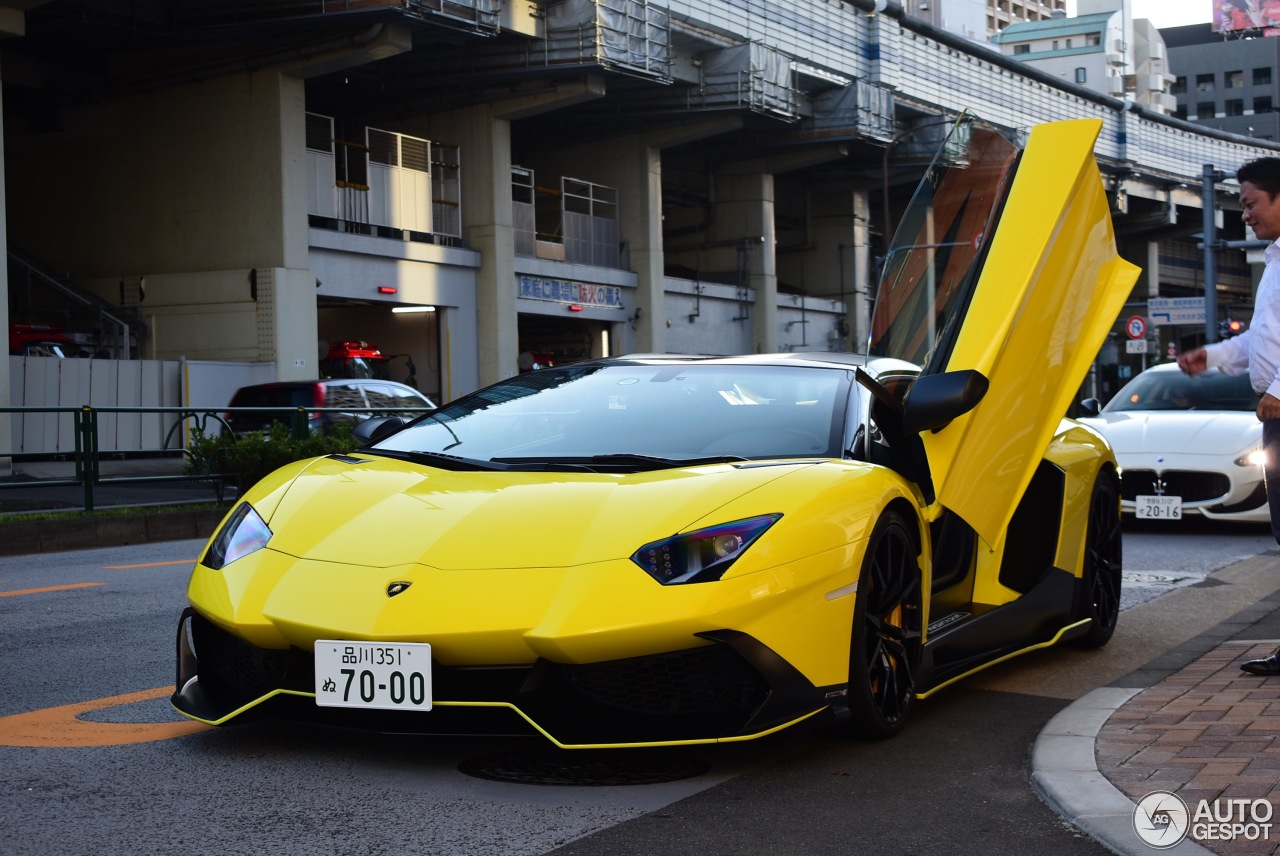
{"left": 1080, "top": 411, "right": 1261, "bottom": 456}
{"left": 261, "top": 454, "right": 809, "bottom": 569}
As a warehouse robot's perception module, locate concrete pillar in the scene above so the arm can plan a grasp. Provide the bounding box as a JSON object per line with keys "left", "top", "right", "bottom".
{"left": 1143, "top": 239, "right": 1169, "bottom": 360}
{"left": 452, "top": 105, "right": 517, "bottom": 385}
{"left": 713, "top": 172, "right": 777, "bottom": 353}
{"left": 802, "top": 186, "right": 873, "bottom": 352}
{"left": 608, "top": 140, "right": 665, "bottom": 353}
{"left": 525, "top": 117, "right": 745, "bottom": 356}
{"left": 538, "top": 135, "right": 665, "bottom": 354}
{"left": 850, "top": 190, "right": 873, "bottom": 352}
{"left": 1144, "top": 240, "right": 1161, "bottom": 300}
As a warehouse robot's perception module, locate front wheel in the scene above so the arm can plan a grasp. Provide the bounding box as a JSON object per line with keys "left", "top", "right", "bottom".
{"left": 841, "top": 510, "right": 922, "bottom": 739}
{"left": 1071, "top": 467, "right": 1123, "bottom": 648}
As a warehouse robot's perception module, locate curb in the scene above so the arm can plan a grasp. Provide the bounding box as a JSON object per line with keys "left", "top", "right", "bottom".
{"left": 1032, "top": 686, "right": 1216, "bottom": 856}
{"left": 0, "top": 507, "right": 225, "bottom": 556}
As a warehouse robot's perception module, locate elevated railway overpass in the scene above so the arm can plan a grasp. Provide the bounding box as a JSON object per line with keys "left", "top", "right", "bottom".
{"left": 0, "top": 0, "right": 1270, "bottom": 427}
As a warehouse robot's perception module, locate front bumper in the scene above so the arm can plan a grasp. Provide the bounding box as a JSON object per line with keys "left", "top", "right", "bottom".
{"left": 172, "top": 608, "right": 831, "bottom": 748}
{"left": 1118, "top": 468, "right": 1268, "bottom": 522}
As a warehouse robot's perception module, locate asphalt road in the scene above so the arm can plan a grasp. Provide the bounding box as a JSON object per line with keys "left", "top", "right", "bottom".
{"left": 1, "top": 520, "right": 1275, "bottom": 856}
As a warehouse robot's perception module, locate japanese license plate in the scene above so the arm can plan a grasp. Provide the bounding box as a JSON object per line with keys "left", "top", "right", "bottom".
{"left": 314, "top": 640, "right": 432, "bottom": 711}
{"left": 1135, "top": 495, "right": 1182, "bottom": 520}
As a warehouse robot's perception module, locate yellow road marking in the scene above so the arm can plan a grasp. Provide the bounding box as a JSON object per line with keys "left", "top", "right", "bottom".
{"left": 0, "top": 687, "right": 210, "bottom": 747}
{"left": 104, "top": 559, "right": 196, "bottom": 569}
{"left": 0, "top": 582, "right": 105, "bottom": 598}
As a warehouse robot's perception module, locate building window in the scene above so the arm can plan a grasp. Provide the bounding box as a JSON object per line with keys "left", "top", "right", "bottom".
{"left": 1086, "top": 32, "right": 1101, "bottom": 46}
{"left": 1014, "top": 43, "right": 1030, "bottom": 54}
{"left": 1173, "top": 105, "right": 1188, "bottom": 120}
{"left": 1052, "top": 40, "right": 1059, "bottom": 50}
{"left": 1197, "top": 73, "right": 1214, "bottom": 92}
{"left": 1226, "top": 98, "right": 1245, "bottom": 116}
{"left": 1065, "top": 38, "right": 1072, "bottom": 48}
{"left": 1256, "top": 67, "right": 1273, "bottom": 86}
{"left": 1196, "top": 102, "right": 1216, "bottom": 119}
{"left": 1172, "top": 76, "right": 1186, "bottom": 94}
{"left": 1075, "top": 67, "right": 1087, "bottom": 84}
{"left": 1257, "top": 96, "right": 1274, "bottom": 113}
{"left": 1225, "top": 70, "right": 1244, "bottom": 89}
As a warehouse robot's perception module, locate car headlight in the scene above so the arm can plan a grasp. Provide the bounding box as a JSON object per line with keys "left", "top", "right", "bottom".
{"left": 1236, "top": 447, "right": 1267, "bottom": 468}
{"left": 202, "top": 502, "right": 272, "bottom": 570}
{"left": 631, "top": 514, "right": 781, "bottom": 585}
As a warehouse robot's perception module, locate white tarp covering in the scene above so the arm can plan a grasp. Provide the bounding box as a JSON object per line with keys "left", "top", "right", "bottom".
{"left": 691, "top": 42, "right": 797, "bottom": 119}
{"left": 545, "top": 0, "right": 671, "bottom": 80}
{"left": 809, "top": 80, "right": 895, "bottom": 141}
{"left": 411, "top": 0, "right": 501, "bottom": 31}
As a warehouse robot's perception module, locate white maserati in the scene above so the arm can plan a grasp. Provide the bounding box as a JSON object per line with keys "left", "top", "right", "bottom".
{"left": 1080, "top": 362, "right": 1267, "bottom": 524}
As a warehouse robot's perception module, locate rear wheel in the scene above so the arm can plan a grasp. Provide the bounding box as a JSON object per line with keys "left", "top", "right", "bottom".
{"left": 1071, "top": 468, "right": 1123, "bottom": 648}
{"left": 842, "top": 510, "right": 922, "bottom": 739}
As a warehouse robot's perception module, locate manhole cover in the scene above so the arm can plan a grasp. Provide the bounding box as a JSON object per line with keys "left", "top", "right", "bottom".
{"left": 1123, "top": 571, "right": 1190, "bottom": 585}
{"left": 458, "top": 748, "right": 711, "bottom": 786}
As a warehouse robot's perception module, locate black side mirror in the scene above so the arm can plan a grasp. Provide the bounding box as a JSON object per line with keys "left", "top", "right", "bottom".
{"left": 353, "top": 415, "right": 406, "bottom": 445}
{"left": 1078, "top": 398, "right": 1101, "bottom": 417}
{"left": 902, "top": 370, "right": 989, "bottom": 434}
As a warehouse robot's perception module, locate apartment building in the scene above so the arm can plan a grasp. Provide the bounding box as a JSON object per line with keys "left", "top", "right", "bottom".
{"left": 903, "top": 0, "right": 1068, "bottom": 41}
{"left": 988, "top": 0, "right": 1069, "bottom": 32}
{"left": 991, "top": 9, "right": 1176, "bottom": 113}
{"left": 1166, "top": 23, "right": 1280, "bottom": 141}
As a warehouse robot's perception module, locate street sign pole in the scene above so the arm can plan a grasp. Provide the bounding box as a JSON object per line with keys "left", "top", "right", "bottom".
{"left": 1203, "top": 164, "right": 1225, "bottom": 343}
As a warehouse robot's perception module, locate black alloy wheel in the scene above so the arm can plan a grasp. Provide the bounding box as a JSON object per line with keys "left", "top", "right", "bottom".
{"left": 1071, "top": 467, "right": 1123, "bottom": 649}
{"left": 842, "top": 509, "right": 922, "bottom": 739}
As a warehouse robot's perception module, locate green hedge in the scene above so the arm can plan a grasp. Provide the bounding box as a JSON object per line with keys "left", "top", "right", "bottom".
{"left": 185, "top": 422, "right": 360, "bottom": 501}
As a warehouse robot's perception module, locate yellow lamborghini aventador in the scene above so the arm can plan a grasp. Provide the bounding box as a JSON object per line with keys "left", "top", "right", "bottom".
{"left": 172, "top": 114, "right": 1138, "bottom": 748}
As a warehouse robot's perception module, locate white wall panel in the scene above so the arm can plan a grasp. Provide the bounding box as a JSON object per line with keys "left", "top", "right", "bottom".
{"left": 113, "top": 360, "right": 143, "bottom": 451}
{"left": 5, "top": 357, "right": 190, "bottom": 455}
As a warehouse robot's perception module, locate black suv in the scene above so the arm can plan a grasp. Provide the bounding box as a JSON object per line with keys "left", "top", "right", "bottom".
{"left": 225, "top": 379, "right": 436, "bottom": 436}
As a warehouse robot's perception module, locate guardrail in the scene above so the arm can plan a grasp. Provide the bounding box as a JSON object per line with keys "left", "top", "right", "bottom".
{"left": 0, "top": 405, "right": 428, "bottom": 512}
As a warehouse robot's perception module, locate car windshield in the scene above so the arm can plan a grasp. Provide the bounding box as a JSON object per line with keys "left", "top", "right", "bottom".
{"left": 868, "top": 114, "right": 1019, "bottom": 375}
{"left": 370, "top": 362, "right": 851, "bottom": 467}
{"left": 1102, "top": 369, "right": 1257, "bottom": 412}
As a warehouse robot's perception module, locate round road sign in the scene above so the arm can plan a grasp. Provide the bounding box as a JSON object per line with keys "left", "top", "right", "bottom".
{"left": 1126, "top": 315, "right": 1147, "bottom": 340}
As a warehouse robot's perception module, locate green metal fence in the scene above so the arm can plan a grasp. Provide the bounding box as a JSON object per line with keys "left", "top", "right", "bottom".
{"left": 0, "top": 405, "right": 424, "bottom": 512}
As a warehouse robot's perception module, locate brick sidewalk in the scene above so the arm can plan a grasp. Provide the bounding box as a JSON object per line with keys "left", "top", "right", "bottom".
{"left": 1097, "top": 640, "right": 1280, "bottom": 856}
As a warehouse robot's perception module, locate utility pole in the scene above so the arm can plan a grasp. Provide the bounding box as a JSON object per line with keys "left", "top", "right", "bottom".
{"left": 1202, "top": 164, "right": 1225, "bottom": 343}
{"left": 1199, "top": 163, "right": 1268, "bottom": 343}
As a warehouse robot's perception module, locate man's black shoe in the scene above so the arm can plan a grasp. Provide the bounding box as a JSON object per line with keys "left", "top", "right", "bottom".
{"left": 1240, "top": 652, "right": 1280, "bottom": 676}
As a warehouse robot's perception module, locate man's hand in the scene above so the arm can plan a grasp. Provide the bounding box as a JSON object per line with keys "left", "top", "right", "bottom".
{"left": 1177, "top": 347, "right": 1208, "bottom": 376}
{"left": 1259, "top": 393, "right": 1280, "bottom": 421}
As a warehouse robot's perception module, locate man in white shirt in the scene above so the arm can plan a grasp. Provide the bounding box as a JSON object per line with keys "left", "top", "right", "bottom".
{"left": 1178, "top": 156, "right": 1280, "bottom": 675}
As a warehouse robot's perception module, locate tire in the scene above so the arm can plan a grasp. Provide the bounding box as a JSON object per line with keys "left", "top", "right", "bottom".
{"left": 841, "top": 509, "right": 923, "bottom": 739}
{"left": 1070, "top": 467, "right": 1123, "bottom": 649}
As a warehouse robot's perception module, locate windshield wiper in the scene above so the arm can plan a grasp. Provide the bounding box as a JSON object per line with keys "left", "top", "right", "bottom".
{"left": 370, "top": 449, "right": 749, "bottom": 473}
{"left": 365, "top": 448, "right": 506, "bottom": 471}
{"left": 591, "top": 453, "right": 747, "bottom": 467}
{"left": 489, "top": 453, "right": 747, "bottom": 472}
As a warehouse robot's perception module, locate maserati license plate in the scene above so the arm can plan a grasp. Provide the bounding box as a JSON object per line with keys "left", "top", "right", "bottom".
{"left": 1135, "top": 495, "right": 1182, "bottom": 520}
